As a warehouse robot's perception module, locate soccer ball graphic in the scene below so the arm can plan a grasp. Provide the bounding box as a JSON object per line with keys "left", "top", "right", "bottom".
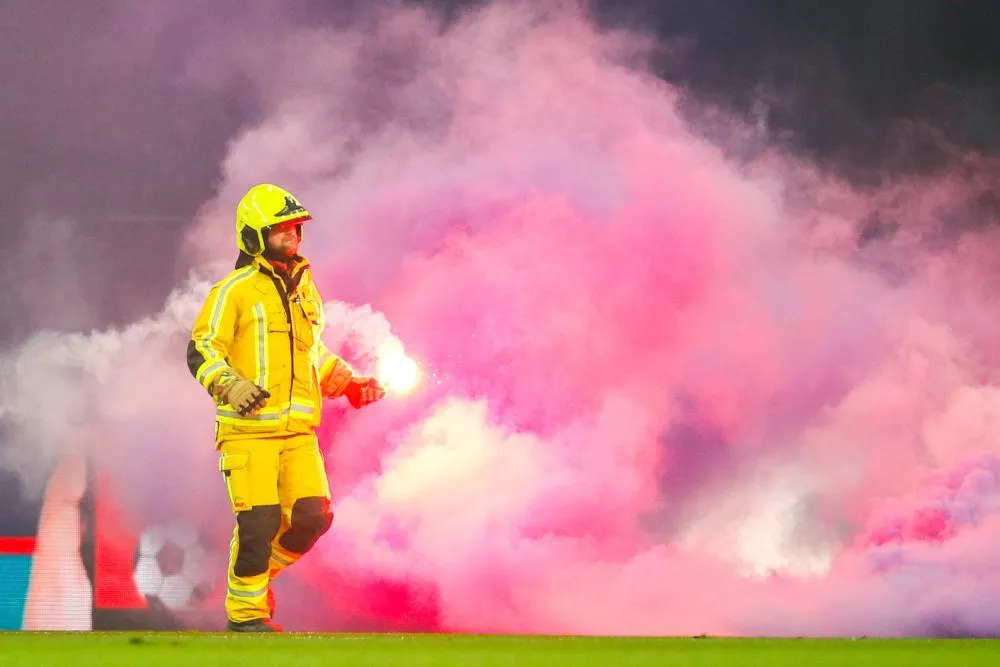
{"left": 132, "top": 522, "right": 219, "bottom": 610}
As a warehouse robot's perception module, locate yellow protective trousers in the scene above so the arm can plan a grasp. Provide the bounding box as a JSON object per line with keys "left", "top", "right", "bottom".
{"left": 218, "top": 432, "right": 333, "bottom": 623}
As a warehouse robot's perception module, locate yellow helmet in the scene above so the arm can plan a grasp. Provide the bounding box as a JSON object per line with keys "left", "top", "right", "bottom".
{"left": 235, "top": 184, "right": 313, "bottom": 255}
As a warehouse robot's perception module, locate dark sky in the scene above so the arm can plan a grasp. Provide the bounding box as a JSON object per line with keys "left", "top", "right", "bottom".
{"left": 0, "top": 0, "right": 998, "bottom": 344}
{"left": 598, "top": 0, "right": 1000, "bottom": 175}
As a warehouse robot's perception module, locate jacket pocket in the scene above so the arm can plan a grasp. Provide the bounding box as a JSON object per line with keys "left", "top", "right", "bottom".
{"left": 293, "top": 296, "right": 320, "bottom": 350}
{"left": 264, "top": 305, "right": 292, "bottom": 386}
{"left": 299, "top": 296, "right": 321, "bottom": 325}
{"left": 267, "top": 304, "right": 291, "bottom": 333}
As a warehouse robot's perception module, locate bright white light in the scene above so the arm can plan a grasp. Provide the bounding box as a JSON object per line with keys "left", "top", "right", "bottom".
{"left": 377, "top": 340, "right": 419, "bottom": 394}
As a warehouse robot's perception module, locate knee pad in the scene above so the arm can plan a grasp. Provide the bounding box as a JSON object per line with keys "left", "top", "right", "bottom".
{"left": 278, "top": 497, "right": 333, "bottom": 555}
{"left": 234, "top": 504, "right": 281, "bottom": 577}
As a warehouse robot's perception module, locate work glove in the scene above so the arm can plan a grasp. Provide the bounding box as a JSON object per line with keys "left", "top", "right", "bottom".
{"left": 219, "top": 376, "right": 271, "bottom": 416}
{"left": 343, "top": 376, "right": 385, "bottom": 409}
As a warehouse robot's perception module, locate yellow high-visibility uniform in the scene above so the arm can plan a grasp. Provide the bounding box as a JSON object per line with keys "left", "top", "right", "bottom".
{"left": 187, "top": 253, "right": 353, "bottom": 624}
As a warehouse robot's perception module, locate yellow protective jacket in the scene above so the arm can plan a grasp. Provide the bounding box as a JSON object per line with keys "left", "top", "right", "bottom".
{"left": 187, "top": 254, "right": 354, "bottom": 442}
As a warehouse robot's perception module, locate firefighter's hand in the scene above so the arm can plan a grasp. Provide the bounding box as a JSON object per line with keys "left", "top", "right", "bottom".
{"left": 221, "top": 378, "right": 270, "bottom": 416}
{"left": 343, "top": 376, "right": 385, "bottom": 409}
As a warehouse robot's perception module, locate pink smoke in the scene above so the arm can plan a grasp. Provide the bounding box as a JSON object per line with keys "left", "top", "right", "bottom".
{"left": 61, "top": 1, "right": 1000, "bottom": 636}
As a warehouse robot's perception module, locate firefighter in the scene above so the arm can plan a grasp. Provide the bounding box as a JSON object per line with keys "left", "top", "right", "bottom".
{"left": 186, "top": 184, "right": 385, "bottom": 632}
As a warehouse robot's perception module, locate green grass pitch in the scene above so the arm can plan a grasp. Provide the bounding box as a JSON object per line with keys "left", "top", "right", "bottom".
{"left": 1, "top": 633, "right": 997, "bottom": 666}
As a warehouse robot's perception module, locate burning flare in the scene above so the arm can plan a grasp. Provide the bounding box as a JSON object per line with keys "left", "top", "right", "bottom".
{"left": 376, "top": 339, "right": 419, "bottom": 394}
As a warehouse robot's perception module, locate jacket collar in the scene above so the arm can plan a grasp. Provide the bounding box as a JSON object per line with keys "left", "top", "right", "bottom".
{"left": 253, "top": 254, "right": 310, "bottom": 278}
{"left": 253, "top": 254, "right": 310, "bottom": 295}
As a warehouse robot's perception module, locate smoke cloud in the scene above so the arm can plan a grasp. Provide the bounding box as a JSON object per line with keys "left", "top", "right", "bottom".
{"left": 4, "top": 0, "right": 1000, "bottom": 636}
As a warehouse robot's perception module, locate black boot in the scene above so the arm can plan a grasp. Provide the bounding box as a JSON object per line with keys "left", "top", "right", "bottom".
{"left": 227, "top": 618, "right": 283, "bottom": 633}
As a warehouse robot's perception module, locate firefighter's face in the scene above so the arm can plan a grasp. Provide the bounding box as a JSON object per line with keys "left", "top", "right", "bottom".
{"left": 265, "top": 221, "right": 301, "bottom": 257}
